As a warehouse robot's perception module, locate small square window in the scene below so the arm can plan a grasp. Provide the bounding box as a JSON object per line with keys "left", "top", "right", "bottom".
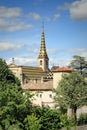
{"left": 49, "top": 94, "right": 52, "bottom": 98}
{"left": 40, "top": 94, "right": 42, "bottom": 98}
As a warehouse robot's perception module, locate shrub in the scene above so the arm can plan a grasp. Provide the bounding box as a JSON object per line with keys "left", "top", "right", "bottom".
{"left": 78, "top": 114, "right": 87, "bottom": 125}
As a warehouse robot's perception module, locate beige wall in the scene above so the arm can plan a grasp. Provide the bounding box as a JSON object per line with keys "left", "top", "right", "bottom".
{"left": 9, "top": 66, "right": 22, "bottom": 83}
{"left": 31, "top": 90, "right": 54, "bottom": 108}
{"left": 53, "top": 72, "right": 71, "bottom": 89}
{"left": 53, "top": 72, "right": 63, "bottom": 89}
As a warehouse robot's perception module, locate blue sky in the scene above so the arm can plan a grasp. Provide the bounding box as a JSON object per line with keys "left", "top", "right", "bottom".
{"left": 0, "top": 0, "right": 87, "bottom": 68}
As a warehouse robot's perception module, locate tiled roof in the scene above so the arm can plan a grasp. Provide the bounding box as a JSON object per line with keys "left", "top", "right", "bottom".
{"left": 9, "top": 63, "right": 53, "bottom": 80}
{"left": 38, "top": 28, "right": 49, "bottom": 59}
{"left": 21, "top": 66, "right": 53, "bottom": 80}
{"left": 52, "top": 67, "right": 73, "bottom": 72}
{"left": 44, "top": 71, "right": 53, "bottom": 80}
{"left": 51, "top": 66, "right": 59, "bottom": 71}
{"left": 22, "top": 80, "right": 53, "bottom": 91}
{"left": 21, "top": 66, "right": 44, "bottom": 79}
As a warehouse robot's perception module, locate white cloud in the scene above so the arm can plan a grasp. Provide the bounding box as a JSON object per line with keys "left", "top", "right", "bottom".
{"left": 47, "top": 49, "right": 58, "bottom": 54}
{"left": 69, "top": 48, "right": 87, "bottom": 57}
{"left": 0, "top": 42, "right": 23, "bottom": 52}
{"left": 0, "top": 6, "right": 21, "bottom": 18}
{"left": 0, "top": 6, "right": 33, "bottom": 32}
{"left": 54, "top": 14, "right": 60, "bottom": 21}
{"left": 27, "top": 48, "right": 39, "bottom": 53}
{"left": 57, "top": 0, "right": 87, "bottom": 21}
{"left": 7, "top": 57, "right": 37, "bottom": 66}
{"left": 45, "top": 17, "right": 51, "bottom": 22}
{"left": 6, "top": 47, "right": 87, "bottom": 68}
{"left": 0, "top": 18, "right": 33, "bottom": 32}
{"left": 15, "top": 57, "right": 37, "bottom": 65}
{"left": 57, "top": 3, "right": 70, "bottom": 10}
{"left": 49, "top": 57, "right": 70, "bottom": 68}
{"left": 33, "top": 48, "right": 39, "bottom": 53}
{"left": 28, "top": 12, "right": 41, "bottom": 21}
{"left": 49, "top": 48, "right": 87, "bottom": 68}
{"left": 70, "top": 0, "right": 87, "bottom": 21}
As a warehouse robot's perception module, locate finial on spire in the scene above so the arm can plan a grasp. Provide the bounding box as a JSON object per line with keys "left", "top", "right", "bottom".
{"left": 12, "top": 57, "right": 15, "bottom": 64}
{"left": 42, "top": 21, "right": 44, "bottom": 32}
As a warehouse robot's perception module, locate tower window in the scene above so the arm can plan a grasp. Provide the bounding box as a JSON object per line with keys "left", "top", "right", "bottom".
{"left": 46, "top": 61, "right": 48, "bottom": 66}
{"left": 40, "top": 60, "right": 42, "bottom": 65}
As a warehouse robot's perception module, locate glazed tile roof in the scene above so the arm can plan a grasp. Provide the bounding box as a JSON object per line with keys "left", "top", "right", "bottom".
{"left": 22, "top": 80, "right": 53, "bottom": 91}
{"left": 21, "top": 66, "right": 45, "bottom": 79}
{"left": 38, "top": 27, "right": 49, "bottom": 59}
{"left": 21, "top": 66, "right": 53, "bottom": 80}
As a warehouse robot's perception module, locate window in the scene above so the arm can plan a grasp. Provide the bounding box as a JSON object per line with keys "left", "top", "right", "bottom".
{"left": 40, "top": 94, "right": 42, "bottom": 98}
{"left": 49, "top": 94, "right": 52, "bottom": 98}
{"left": 36, "top": 93, "right": 42, "bottom": 98}
{"left": 40, "top": 60, "right": 42, "bottom": 65}
{"left": 46, "top": 61, "right": 48, "bottom": 66}
{"left": 36, "top": 79, "right": 37, "bottom": 83}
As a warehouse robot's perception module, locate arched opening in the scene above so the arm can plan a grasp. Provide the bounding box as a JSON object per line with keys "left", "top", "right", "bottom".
{"left": 40, "top": 60, "right": 42, "bottom": 65}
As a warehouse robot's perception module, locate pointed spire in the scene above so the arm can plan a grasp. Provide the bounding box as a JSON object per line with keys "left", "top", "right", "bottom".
{"left": 38, "top": 24, "right": 49, "bottom": 60}
{"left": 38, "top": 25, "right": 49, "bottom": 71}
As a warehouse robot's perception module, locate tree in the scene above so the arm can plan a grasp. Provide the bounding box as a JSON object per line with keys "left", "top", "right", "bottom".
{"left": 69, "top": 55, "right": 87, "bottom": 76}
{"left": 31, "top": 107, "right": 63, "bottom": 130}
{"left": 0, "top": 82, "right": 32, "bottom": 129}
{"left": 24, "top": 114, "right": 41, "bottom": 130}
{"left": 54, "top": 72, "right": 87, "bottom": 123}
{"left": 0, "top": 58, "right": 32, "bottom": 129}
{"left": 39, "top": 108, "right": 62, "bottom": 130}
{"left": 0, "top": 58, "right": 20, "bottom": 86}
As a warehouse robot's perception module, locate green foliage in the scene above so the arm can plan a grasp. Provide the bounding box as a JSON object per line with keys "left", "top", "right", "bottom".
{"left": 24, "top": 114, "right": 41, "bottom": 130}
{"left": 0, "top": 58, "right": 32, "bottom": 129}
{"left": 33, "top": 108, "right": 75, "bottom": 130}
{"left": 8, "top": 124, "right": 21, "bottom": 130}
{"left": 0, "top": 83, "right": 32, "bottom": 129}
{"left": 69, "top": 55, "right": 87, "bottom": 76}
{"left": 78, "top": 114, "right": 87, "bottom": 125}
{"left": 0, "top": 125, "right": 2, "bottom": 130}
{"left": 54, "top": 72, "right": 87, "bottom": 122}
{"left": 0, "top": 58, "right": 20, "bottom": 86}
{"left": 39, "top": 108, "right": 62, "bottom": 130}
{"left": 31, "top": 107, "right": 66, "bottom": 130}
{"left": 59, "top": 114, "right": 75, "bottom": 130}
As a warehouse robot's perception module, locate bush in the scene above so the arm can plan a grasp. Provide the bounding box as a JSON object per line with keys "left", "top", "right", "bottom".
{"left": 78, "top": 114, "right": 87, "bottom": 125}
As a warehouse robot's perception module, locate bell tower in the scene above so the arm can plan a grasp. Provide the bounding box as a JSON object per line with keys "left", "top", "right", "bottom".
{"left": 38, "top": 25, "right": 49, "bottom": 72}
